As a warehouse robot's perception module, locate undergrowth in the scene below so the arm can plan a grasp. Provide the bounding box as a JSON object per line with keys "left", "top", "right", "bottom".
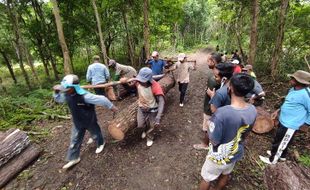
{"left": 0, "top": 88, "right": 69, "bottom": 140}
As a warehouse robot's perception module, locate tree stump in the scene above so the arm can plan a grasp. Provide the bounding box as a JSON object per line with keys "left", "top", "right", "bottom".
{"left": 0, "top": 129, "right": 30, "bottom": 167}
{"left": 252, "top": 106, "right": 274, "bottom": 134}
{"left": 108, "top": 73, "right": 175, "bottom": 140}
{"left": 264, "top": 162, "right": 310, "bottom": 190}
{"left": 0, "top": 145, "right": 40, "bottom": 188}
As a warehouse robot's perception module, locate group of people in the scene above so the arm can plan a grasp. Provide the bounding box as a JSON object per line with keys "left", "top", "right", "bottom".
{"left": 195, "top": 52, "right": 310, "bottom": 190}
{"left": 53, "top": 50, "right": 195, "bottom": 169}
{"left": 52, "top": 49, "right": 309, "bottom": 190}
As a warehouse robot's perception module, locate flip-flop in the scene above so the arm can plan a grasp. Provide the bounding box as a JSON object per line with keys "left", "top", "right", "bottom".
{"left": 193, "top": 144, "right": 209, "bottom": 150}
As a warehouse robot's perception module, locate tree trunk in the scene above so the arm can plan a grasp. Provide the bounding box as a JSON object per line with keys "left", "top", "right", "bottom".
{"left": 92, "top": 0, "right": 108, "bottom": 65}
{"left": 108, "top": 73, "right": 176, "bottom": 140}
{"left": 143, "top": 0, "right": 150, "bottom": 59}
{"left": 0, "top": 145, "right": 40, "bottom": 188}
{"left": 248, "top": 0, "right": 260, "bottom": 66}
{"left": 0, "top": 129, "right": 30, "bottom": 167}
{"left": 122, "top": 8, "right": 135, "bottom": 67}
{"left": 271, "top": 0, "right": 290, "bottom": 78}
{"left": 264, "top": 162, "right": 310, "bottom": 190}
{"left": 22, "top": 43, "right": 41, "bottom": 84}
{"left": 51, "top": 0, "right": 73, "bottom": 74}
{"left": 0, "top": 50, "right": 17, "bottom": 84}
{"left": 7, "top": 1, "right": 31, "bottom": 90}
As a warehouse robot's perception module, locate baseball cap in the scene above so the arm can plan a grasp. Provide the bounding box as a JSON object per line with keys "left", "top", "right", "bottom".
{"left": 54, "top": 74, "right": 88, "bottom": 95}
{"left": 135, "top": 67, "right": 153, "bottom": 83}
{"left": 232, "top": 59, "right": 240, "bottom": 64}
{"left": 178, "top": 53, "right": 186, "bottom": 61}
{"left": 151, "top": 51, "right": 159, "bottom": 57}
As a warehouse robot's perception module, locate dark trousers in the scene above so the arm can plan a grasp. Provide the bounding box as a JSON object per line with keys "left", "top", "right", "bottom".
{"left": 270, "top": 123, "right": 295, "bottom": 163}
{"left": 178, "top": 82, "right": 188, "bottom": 104}
{"left": 94, "top": 88, "right": 105, "bottom": 95}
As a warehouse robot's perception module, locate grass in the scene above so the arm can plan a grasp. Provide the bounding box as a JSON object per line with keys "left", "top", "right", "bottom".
{"left": 299, "top": 154, "right": 310, "bottom": 167}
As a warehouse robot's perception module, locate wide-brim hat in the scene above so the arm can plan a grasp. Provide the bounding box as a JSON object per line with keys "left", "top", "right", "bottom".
{"left": 135, "top": 67, "right": 153, "bottom": 83}
{"left": 287, "top": 70, "right": 310, "bottom": 85}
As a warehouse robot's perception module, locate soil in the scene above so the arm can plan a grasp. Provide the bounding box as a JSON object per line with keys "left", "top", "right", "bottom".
{"left": 4, "top": 49, "right": 310, "bottom": 190}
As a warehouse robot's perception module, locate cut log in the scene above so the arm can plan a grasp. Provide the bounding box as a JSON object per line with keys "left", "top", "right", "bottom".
{"left": 252, "top": 106, "right": 274, "bottom": 134}
{"left": 0, "top": 145, "right": 41, "bottom": 188}
{"left": 264, "top": 161, "right": 310, "bottom": 190}
{"left": 108, "top": 73, "right": 175, "bottom": 140}
{"left": 0, "top": 129, "right": 30, "bottom": 167}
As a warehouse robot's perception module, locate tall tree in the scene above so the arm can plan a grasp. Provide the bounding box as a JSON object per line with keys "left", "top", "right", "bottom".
{"left": 92, "top": 0, "right": 108, "bottom": 65}
{"left": 122, "top": 6, "right": 135, "bottom": 67}
{"left": 51, "top": 0, "right": 73, "bottom": 74}
{"left": 0, "top": 49, "right": 17, "bottom": 84}
{"left": 143, "top": 0, "right": 150, "bottom": 59}
{"left": 271, "top": 0, "right": 290, "bottom": 77}
{"left": 248, "top": 0, "right": 260, "bottom": 66}
{"left": 6, "top": 0, "right": 31, "bottom": 90}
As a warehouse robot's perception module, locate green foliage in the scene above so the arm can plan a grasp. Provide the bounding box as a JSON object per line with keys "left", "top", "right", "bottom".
{"left": 299, "top": 154, "right": 310, "bottom": 167}
{"left": 0, "top": 88, "right": 68, "bottom": 132}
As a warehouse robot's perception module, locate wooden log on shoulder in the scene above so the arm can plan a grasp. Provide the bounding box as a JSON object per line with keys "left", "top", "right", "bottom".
{"left": 108, "top": 73, "right": 175, "bottom": 140}
{"left": 0, "top": 129, "right": 30, "bottom": 167}
{"left": 0, "top": 145, "right": 41, "bottom": 188}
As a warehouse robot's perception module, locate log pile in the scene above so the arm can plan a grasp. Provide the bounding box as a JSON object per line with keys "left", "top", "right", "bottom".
{"left": 108, "top": 73, "right": 175, "bottom": 140}
{"left": 0, "top": 129, "right": 41, "bottom": 188}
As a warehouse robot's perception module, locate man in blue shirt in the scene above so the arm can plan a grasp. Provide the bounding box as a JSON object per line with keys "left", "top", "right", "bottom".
{"left": 86, "top": 55, "right": 110, "bottom": 95}
{"left": 53, "top": 74, "right": 118, "bottom": 169}
{"left": 147, "top": 51, "right": 166, "bottom": 75}
{"left": 259, "top": 70, "right": 310, "bottom": 164}
{"left": 199, "top": 73, "right": 257, "bottom": 190}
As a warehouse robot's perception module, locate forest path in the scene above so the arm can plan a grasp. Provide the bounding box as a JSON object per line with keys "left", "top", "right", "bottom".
{"left": 5, "top": 49, "right": 269, "bottom": 190}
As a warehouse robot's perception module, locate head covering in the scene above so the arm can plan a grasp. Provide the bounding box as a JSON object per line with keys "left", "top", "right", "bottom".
{"left": 93, "top": 55, "right": 100, "bottom": 61}
{"left": 151, "top": 51, "right": 159, "bottom": 57}
{"left": 54, "top": 74, "right": 88, "bottom": 95}
{"left": 287, "top": 70, "right": 310, "bottom": 85}
{"left": 108, "top": 59, "right": 116, "bottom": 67}
{"left": 135, "top": 67, "right": 153, "bottom": 83}
{"left": 231, "top": 59, "right": 240, "bottom": 64}
{"left": 178, "top": 53, "right": 187, "bottom": 61}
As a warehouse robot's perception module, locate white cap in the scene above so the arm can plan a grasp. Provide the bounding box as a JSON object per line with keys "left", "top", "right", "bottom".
{"left": 178, "top": 53, "right": 186, "bottom": 61}
{"left": 151, "top": 51, "right": 159, "bottom": 57}
{"left": 232, "top": 59, "right": 240, "bottom": 64}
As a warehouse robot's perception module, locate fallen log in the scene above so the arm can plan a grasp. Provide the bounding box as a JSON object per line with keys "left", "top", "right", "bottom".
{"left": 252, "top": 106, "right": 274, "bottom": 134}
{"left": 0, "top": 145, "right": 40, "bottom": 188}
{"left": 264, "top": 161, "right": 310, "bottom": 190}
{"left": 108, "top": 73, "right": 176, "bottom": 140}
{"left": 0, "top": 129, "right": 30, "bottom": 167}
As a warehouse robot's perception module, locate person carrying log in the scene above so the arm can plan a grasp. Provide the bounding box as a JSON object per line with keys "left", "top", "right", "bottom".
{"left": 120, "top": 67, "right": 165, "bottom": 147}
{"left": 199, "top": 73, "right": 257, "bottom": 190}
{"left": 53, "top": 74, "right": 118, "bottom": 169}
{"left": 86, "top": 55, "right": 115, "bottom": 99}
{"left": 168, "top": 53, "right": 196, "bottom": 107}
{"left": 146, "top": 51, "right": 167, "bottom": 75}
{"left": 108, "top": 59, "right": 137, "bottom": 99}
{"left": 194, "top": 62, "right": 234, "bottom": 150}
{"left": 259, "top": 70, "right": 310, "bottom": 164}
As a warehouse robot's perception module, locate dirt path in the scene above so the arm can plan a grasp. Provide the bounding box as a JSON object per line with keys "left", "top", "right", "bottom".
{"left": 5, "top": 50, "right": 270, "bottom": 190}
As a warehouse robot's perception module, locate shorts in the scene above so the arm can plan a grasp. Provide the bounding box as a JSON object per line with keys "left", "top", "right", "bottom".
{"left": 202, "top": 113, "right": 211, "bottom": 132}
{"left": 201, "top": 158, "right": 236, "bottom": 182}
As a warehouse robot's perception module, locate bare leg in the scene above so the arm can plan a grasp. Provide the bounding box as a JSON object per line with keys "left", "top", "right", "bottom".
{"left": 203, "top": 132, "right": 210, "bottom": 145}
{"left": 200, "top": 180, "right": 211, "bottom": 190}
{"left": 215, "top": 174, "right": 229, "bottom": 190}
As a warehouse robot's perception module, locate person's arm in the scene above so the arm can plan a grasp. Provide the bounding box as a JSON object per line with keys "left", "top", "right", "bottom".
{"left": 154, "top": 95, "right": 165, "bottom": 127}
{"left": 207, "top": 114, "right": 223, "bottom": 147}
{"left": 104, "top": 66, "right": 110, "bottom": 81}
{"left": 86, "top": 67, "right": 91, "bottom": 83}
{"left": 209, "top": 92, "right": 223, "bottom": 114}
{"left": 83, "top": 93, "right": 117, "bottom": 111}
